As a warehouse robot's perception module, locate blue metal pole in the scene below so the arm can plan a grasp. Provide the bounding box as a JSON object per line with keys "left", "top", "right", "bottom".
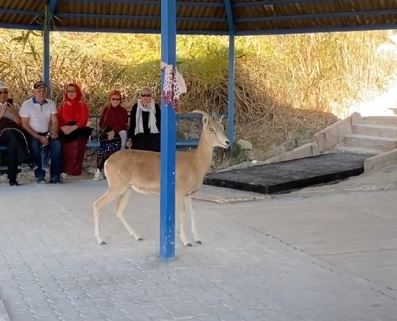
{"left": 43, "top": 4, "right": 51, "bottom": 94}
{"left": 160, "top": 0, "right": 176, "bottom": 261}
{"left": 227, "top": 34, "right": 235, "bottom": 144}
{"left": 224, "top": 0, "right": 235, "bottom": 144}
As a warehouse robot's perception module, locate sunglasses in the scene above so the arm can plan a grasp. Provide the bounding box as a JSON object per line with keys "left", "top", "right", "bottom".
{"left": 141, "top": 94, "right": 151, "bottom": 97}
{"left": 111, "top": 97, "right": 121, "bottom": 101}
{"left": 0, "top": 91, "right": 8, "bottom": 94}
{"left": 67, "top": 90, "right": 76, "bottom": 93}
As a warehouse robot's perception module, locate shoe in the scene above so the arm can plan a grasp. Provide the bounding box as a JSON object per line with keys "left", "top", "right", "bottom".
{"left": 37, "top": 178, "right": 46, "bottom": 184}
{"left": 50, "top": 176, "right": 63, "bottom": 184}
{"left": 93, "top": 169, "right": 104, "bottom": 181}
{"left": 9, "top": 179, "right": 19, "bottom": 186}
{"left": 50, "top": 179, "right": 63, "bottom": 184}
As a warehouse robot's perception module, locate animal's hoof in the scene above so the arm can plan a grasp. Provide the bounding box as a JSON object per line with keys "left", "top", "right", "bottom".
{"left": 99, "top": 241, "right": 107, "bottom": 245}
{"left": 136, "top": 237, "right": 143, "bottom": 241}
{"left": 195, "top": 240, "right": 202, "bottom": 245}
{"left": 185, "top": 243, "right": 193, "bottom": 247}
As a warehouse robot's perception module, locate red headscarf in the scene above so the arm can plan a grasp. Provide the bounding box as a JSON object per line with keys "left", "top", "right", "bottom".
{"left": 63, "top": 83, "right": 83, "bottom": 103}
{"left": 58, "top": 83, "right": 89, "bottom": 128}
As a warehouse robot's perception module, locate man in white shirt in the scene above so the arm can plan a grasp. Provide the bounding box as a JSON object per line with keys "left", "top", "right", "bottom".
{"left": 19, "top": 81, "right": 62, "bottom": 184}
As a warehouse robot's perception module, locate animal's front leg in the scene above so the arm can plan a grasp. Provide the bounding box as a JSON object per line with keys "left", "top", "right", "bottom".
{"left": 177, "top": 195, "right": 191, "bottom": 246}
{"left": 93, "top": 187, "right": 126, "bottom": 245}
{"left": 93, "top": 204, "right": 105, "bottom": 245}
{"left": 185, "top": 196, "right": 201, "bottom": 244}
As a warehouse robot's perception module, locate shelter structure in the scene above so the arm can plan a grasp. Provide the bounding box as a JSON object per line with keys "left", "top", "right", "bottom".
{"left": 1, "top": 0, "right": 397, "bottom": 141}
{"left": 1, "top": 0, "right": 397, "bottom": 260}
{"left": 1, "top": 1, "right": 397, "bottom": 35}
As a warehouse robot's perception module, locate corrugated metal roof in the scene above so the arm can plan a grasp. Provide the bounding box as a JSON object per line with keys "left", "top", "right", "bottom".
{"left": 0, "top": 0, "right": 396, "bottom": 35}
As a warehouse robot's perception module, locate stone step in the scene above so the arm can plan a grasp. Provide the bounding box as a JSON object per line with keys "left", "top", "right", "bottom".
{"left": 361, "top": 116, "right": 397, "bottom": 126}
{"left": 353, "top": 123, "right": 397, "bottom": 138}
{"left": 343, "top": 134, "right": 397, "bottom": 151}
{"left": 335, "top": 146, "right": 379, "bottom": 156}
{"left": 389, "top": 107, "right": 397, "bottom": 115}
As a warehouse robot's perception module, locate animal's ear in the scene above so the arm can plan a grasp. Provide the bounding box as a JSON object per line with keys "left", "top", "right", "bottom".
{"left": 193, "top": 110, "right": 210, "bottom": 127}
{"left": 202, "top": 114, "right": 209, "bottom": 127}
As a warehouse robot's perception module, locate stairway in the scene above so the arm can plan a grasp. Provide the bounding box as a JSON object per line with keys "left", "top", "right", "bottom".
{"left": 336, "top": 116, "right": 397, "bottom": 155}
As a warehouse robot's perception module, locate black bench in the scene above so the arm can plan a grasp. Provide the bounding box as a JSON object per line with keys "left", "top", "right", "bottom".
{"left": 0, "top": 145, "right": 7, "bottom": 171}
{"left": 86, "top": 112, "right": 201, "bottom": 150}
{"left": 0, "top": 113, "right": 200, "bottom": 171}
{"left": 0, "top": 112, "right": 223, "bottom": 172}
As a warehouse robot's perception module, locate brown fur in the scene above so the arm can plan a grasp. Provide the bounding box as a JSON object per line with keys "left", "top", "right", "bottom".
{"left": 93, "top": 111, "right": 230, "bottom": 245}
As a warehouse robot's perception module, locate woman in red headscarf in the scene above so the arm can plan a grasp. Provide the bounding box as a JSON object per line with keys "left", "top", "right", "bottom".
{"left": 58, "top": 83, "right": 92, "bottom": 176}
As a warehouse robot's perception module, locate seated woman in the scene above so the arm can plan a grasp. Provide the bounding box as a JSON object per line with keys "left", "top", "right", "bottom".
{"left": 93, "top": 90, "right": 128, "bottom": 181}
{"left": 127, "top": 86, "right": 161, "bottom": 152}
{"left": 58, "top": 83, "right": 92, "bottom": 176}
{"left": 0, "top": 81, "right": 30, "bottom": 186}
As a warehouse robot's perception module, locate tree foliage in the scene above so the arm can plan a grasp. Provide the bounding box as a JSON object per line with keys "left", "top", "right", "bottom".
{"left": 0, "top": 29, "right": 396, "bottom": 159}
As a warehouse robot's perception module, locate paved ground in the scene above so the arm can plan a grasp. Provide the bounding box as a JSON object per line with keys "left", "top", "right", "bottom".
{"left": 0, "top": 168, "right": 396, "bottom": 321}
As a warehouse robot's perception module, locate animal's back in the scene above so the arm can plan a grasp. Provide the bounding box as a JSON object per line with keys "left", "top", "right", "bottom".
{"left": 104, "top": 149, "right": 207, "bottom": 196}
{"left": 105, "top": 150, "right": 161, "bottom": 193}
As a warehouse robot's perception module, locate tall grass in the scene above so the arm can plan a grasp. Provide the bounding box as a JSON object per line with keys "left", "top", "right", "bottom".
{"left": 0, "top": 29, "right": 396, "bottom": 159}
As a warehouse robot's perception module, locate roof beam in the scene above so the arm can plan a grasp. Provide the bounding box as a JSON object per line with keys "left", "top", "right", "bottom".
{"left": 56, "top": 13, "right": 225, "bottom": 23}
{"left": 236, "top": 9, "right": 397, "bottom": 23}
{"left": 51, "top": 25, "right": 228, "bottom": 35}
{"left": 224, "top": 0, "right": 235, "bottom": 35}
{"left": 0, "top": 23, "right": 41, "bottom": 31}
{"left": 0, "top": 8, "right": 41, "bottom": 17}
{"left": 234, "top": 0, "right": 332, "bottom": 7}
{"left": 237, "top": 22, "right": 397, "bottom": 36}
{"left": 63, "top": 0, "right": 225, "bottom": 8}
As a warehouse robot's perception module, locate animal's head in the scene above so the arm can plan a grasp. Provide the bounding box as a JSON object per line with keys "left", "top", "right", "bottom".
{"left": 193, "top": 110, "right": 230, "bottom": 149}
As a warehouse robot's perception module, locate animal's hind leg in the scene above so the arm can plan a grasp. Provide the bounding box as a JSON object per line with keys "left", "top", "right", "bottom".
{"left": 115, "top": 189, "right": 142, "bottom": 241}
{"left": 185, "top": 196, "right": 201, "bottom": 244}
{"left": 93, "top": 187, "right": 126, "bottom": 245}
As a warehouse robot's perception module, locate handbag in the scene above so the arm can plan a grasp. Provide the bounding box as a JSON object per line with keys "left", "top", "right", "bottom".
{"left": 98, "top": 126, "right": 113, "bottom": 141}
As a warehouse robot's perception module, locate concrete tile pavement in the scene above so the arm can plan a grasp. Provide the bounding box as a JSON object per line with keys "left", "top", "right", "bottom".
{"left": 0, "top": 180, "right": 396, "bottom": 321}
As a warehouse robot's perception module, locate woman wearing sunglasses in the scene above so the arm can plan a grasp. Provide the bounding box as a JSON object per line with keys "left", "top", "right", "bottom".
{"left": 93, "top": 90, "right": 128, "bottom": 181}
{"left": 58, "top": 83, "right": 92, "bottom": 177}
{"left": 126, "top": 86, "right": 161, "bottom": 152}
{"left": 0, "top": 81, "right": 30, "bottom": 186}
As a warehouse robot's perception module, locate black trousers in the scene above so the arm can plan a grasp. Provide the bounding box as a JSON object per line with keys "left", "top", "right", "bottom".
{"left": 0, "top": 128, "right": 29, "bottom": 180}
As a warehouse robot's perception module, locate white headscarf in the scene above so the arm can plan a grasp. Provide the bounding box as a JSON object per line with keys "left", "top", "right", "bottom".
{"left": 135, "top": 98, "right": 159, "bottom": 135}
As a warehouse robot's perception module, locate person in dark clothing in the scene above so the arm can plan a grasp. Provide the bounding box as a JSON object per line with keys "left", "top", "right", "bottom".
{"left": 93, "top": 90, "right": 128, "bottom": 181}
{"left": 127, "top": 86, "right": 161, "bottom": 152}
{"left": 0, "top": 81, "right": 30, "bottom": 186}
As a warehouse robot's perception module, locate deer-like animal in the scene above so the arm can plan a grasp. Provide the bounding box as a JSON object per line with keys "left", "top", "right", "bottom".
{"left": 93, "top": 111, "right": 230, "bottom": 245}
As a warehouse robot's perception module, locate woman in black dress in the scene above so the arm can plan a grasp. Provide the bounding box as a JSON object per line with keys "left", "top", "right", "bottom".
{"left": 127, "top": 86, "right": 161, "bottom": 152}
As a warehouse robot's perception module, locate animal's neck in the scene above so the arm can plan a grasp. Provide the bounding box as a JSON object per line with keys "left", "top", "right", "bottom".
{"left": 194, "top": 131, "right": 214, "bottom": 176}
